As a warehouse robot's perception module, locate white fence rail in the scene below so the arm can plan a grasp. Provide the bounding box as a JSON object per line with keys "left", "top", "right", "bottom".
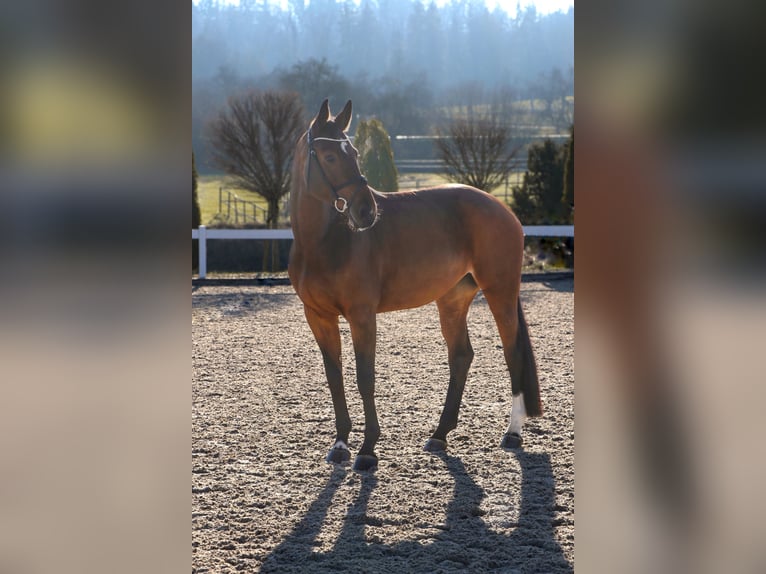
{"left": 192, "top": 225, "right": 574, "bottom": 279}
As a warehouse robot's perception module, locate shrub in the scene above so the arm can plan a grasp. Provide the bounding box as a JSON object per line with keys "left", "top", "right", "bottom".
{"left": 354, "top": 118, "right": 399, "bottom": 192}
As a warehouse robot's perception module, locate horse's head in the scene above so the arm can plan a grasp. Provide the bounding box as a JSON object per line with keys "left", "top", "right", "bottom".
{"left": 305, "top": 99, "right": 379, "bottom": 232}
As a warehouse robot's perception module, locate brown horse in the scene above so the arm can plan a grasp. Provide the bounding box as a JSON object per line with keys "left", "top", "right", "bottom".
{"left": 288, "top": 99, "right": 541, "bottom": 471}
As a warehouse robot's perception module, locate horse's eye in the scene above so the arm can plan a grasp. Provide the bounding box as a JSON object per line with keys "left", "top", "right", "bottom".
{"left": 324, "top": 154, "right": 336, "bottom": 163}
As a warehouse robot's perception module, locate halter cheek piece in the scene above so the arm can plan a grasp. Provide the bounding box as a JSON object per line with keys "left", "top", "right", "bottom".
{"left": 306, "top": 130, "right": 368, "bottom": 214}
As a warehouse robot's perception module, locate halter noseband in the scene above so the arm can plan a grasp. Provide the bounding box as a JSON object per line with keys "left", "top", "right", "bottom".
{"left": 306, "top": 130, "right": 368, "bottom": 214}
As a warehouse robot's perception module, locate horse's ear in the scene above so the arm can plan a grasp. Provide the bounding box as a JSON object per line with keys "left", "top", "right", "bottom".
{"left": 334, "top": 100, "right": 353, "bottom": 132}
{"left": 312, "top": 99, "right": 330, "bottom": 127}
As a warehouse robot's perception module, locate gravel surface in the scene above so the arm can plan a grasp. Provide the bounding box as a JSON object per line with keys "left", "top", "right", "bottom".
{"left": 192, "top": 277, "right": 574, "bottom": 573}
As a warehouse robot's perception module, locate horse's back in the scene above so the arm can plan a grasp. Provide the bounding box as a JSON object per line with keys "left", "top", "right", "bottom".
{"left": 396, "top": 184, "right": 518, "bottom": 220}
{"left": 379, "top": 184, "right": 523, "bottom": 253}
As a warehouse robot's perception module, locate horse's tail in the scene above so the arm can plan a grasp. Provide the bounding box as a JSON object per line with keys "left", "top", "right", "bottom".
{"left": 514, "top": 298, "right": 543, "bottom": 417}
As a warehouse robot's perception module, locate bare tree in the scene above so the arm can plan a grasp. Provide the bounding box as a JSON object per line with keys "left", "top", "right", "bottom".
{"left": 434, "top": 114, "right": 521, "bottom": 192}
{"left": 208, "top": 90, "right": 305, "bottom": 229}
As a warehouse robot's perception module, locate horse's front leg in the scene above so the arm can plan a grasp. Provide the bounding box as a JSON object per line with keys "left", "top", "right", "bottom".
{"left": 348, "top": 310, "right": 379, "bottom": 471}
{"left": 304, "top": 306, "right": 352, "bottom": 464}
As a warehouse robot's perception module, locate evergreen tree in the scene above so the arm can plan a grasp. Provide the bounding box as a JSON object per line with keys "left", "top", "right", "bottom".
{"left": 559, "top": 126, "right": 574, "bottom": 267}
{"left": 511, "top": 138, "right": 566, "bottom": 225}
{"left": 354, "top": 119, "right": 399, "bottom": 192}
{"left": 193, "top": 151, "right": 202, "bottom": 228}
{"left": 193, "top": 151, "right": 202, "bottom": 271}
{"left": 512, "top": 137, "right": 572, "bottom": 267}
{"left": 562, "top": 125, "right": 574, "bottom": 224}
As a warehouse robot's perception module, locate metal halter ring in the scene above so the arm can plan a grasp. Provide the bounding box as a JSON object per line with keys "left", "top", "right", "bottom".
{"left": 334, "top": 197, "right": 349, "bottom": 213}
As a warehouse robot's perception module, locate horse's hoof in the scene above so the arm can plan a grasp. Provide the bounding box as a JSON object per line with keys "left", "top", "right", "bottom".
{"left": 352, "top": 454, "right": 378, "bottom": 472}
{"left": 501, "top": 432, "right": 523, "bottom": 449}
{"left": 326, "top": 446, "right": 351, "bottom": 464}
{"left": 424, "top": 438, "right": 448, "bottom": 452}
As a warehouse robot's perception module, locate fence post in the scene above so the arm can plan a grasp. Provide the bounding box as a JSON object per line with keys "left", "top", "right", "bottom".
{"left": 198, "top": 225, "right": 207, "bottom": 279}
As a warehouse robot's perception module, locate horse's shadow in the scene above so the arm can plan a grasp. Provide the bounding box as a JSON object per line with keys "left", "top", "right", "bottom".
{"left": 260, "top": 452, "right": 572, "bottom": 573}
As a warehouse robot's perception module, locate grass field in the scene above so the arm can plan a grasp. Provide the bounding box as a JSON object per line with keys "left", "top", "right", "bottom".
{"left": 197, "top": 171, "right": 526, "bottom": 227}
{"left": 197, "top": 176, "right": 275, "bottom": 226}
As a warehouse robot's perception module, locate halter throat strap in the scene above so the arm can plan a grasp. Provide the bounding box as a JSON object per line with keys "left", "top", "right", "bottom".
{"left": 306, "top": 130, "right": 368, "bottom": 214}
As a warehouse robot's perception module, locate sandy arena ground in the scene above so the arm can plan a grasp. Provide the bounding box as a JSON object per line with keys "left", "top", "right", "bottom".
{"left": 193, "top": 277, "right": 573, "bottom": 573}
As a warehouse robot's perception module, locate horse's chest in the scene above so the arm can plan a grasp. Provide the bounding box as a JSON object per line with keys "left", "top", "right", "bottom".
{"left": 290, "top": 242, "right": 372, "bottom": 315}
{"left": 294, "top": 277, "right": 346, "bottom": 316}
{"left": 290, "top": 256, "right": 345, "bottom": 314}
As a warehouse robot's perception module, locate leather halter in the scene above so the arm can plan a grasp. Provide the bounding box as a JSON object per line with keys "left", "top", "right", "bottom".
{"left": 306, "top": 130, "right": 368, "bottom": 214}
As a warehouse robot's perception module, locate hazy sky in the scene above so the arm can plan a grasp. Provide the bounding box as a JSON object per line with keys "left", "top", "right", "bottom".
{"left": 475, "top": 0, "right": 573, "bottom": 16}
{"left": 193, "top": 1, "right": 574, "bottom": 18}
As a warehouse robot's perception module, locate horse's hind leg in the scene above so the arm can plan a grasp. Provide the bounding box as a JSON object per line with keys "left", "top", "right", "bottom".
{"left": 304, "top": 306, "right": 352, "bottom": 464}
{"left": 481, "top": 287, "right": 542, "bottom": 449}
{"left": 425, "top": 275, "right": 480, "bottom": 452}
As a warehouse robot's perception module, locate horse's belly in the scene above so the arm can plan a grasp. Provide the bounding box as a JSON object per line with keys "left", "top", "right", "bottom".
{"left": 377, "top": 260, "right": 470, "bottom": 313}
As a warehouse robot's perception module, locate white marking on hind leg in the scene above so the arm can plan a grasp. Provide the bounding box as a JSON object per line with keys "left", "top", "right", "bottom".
{"left": 507, "top": 393, "right": 527, "bottom": 436}
{"left": 332, "top": 440, "right": 349, "bottom": 451}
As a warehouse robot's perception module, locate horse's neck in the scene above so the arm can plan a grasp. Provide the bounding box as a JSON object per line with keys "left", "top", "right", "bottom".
{"left": 291, "top": 188, "right": 338, "bottom": 247}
